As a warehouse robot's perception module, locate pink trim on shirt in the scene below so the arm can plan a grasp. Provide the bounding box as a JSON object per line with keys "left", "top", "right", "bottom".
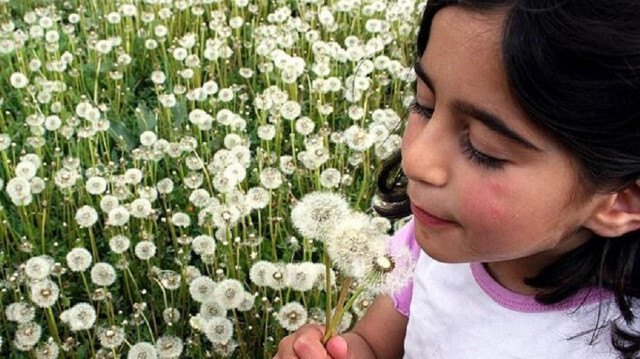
{"left": 470, "top": 262, "right": 612, "bottom": 313}
{"left": 389, "top": 219, "right": 419, "bottom": 317}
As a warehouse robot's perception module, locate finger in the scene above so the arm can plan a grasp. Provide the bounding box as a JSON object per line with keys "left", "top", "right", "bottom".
{"left": 326, "top": 335, "right": 348, "bottom": 359}
{"left": 292, "top": 325, "right": 330, "bottom": 358}
{"left": 276, "top": 335, "right": 299, "bottom": 359}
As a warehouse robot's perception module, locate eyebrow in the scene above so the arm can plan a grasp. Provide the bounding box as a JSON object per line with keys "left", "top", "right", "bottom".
{"left": 412, "top": 60, "right": 541, "bottom": 152}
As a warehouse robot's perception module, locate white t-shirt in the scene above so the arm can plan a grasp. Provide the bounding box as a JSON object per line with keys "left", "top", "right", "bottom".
{"left": 389, "top": 219, "right": 634, "bottom": 358}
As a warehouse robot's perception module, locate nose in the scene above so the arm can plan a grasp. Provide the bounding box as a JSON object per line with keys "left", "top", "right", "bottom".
{"left": 401, "top": 114, "right": 451, "bottom": 187}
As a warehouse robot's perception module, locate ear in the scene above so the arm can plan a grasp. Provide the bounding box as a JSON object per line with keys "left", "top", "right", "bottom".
{"left": 584, "top": 180, "right": 640, "bottom": 237}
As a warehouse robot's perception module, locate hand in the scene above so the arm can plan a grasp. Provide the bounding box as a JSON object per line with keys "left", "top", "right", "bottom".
{"left": 274, "top": 324, "right": 348, "bottom": 359}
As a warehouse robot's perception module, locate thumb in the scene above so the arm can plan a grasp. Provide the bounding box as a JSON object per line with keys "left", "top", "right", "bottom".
{"left": 326, "top": 335, "right": 348, "bottom": 359}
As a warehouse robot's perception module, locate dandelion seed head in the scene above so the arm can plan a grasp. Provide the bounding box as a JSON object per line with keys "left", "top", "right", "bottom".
{"left": 326, "top": 213, "right": 386, "bottom": 277}
{"left": 7, "top": 177, "right": 31, "bottom": 199}
{"left": 307, "top": 307, "right": 325, "bottom": 325}
{"left": 237, "top": 291, "right": 255, "bottom": 312}
{"left": 279, "top": 155, "right": 296, "bottom": 175}
{"left": 44, "top": 115, "right": 62, "bottom": 131}
{"left": 246, "top": 186, "right": 269, "bottom": 209}
{"left": 98, "top": 325, "right": 125, "bottom": 349}
{"left": 291, "top": 191, "right": 350, "bottom": 241}
{"left": 159, "top": 270, "right": 181, "bottom": 290}
{"left": 189, "top": 276, "right": 217, "bottom": 303}
{"left": 213, "top": 339, "right": 238, "bottom": 357}
{"left": 34, "top": 340, "right": 59, "bottom": 359}
{"left": 199, "top": 300, "right": 226, "bottom": 319}
{"left": 223, "top": 163, "right": 247, "bottom": 183}
{"left": 66, "top": 247, "right": 92, "bottom": 272}
{"left": 344, "top": 125, "right": 373, "bottom": 152}
{"left": 259, "top": 167, "right": 282, "bottom": 190}
{"left": 61, "top": 302, "right": 96, "bottom": 332}
{"left": 139, "top": 131, "right": 158, "bottom": 147}
{"left": 365, "top": 245, "right": 415, "bottom": 295}
{"left": 128, "top": 342, "right": 158, "bottom": 359}
{"left": 265, "top": 262, "right": 288, "bottom": 290}
{"left": 214, "top": 279, "right": 245, "bottom": 310}
{"left": 294, "top": 116, "right": 315, "bottom": 136}
{"left": 313, "top": 263, "right": 336, "bottom": 291}
{"left": 124, "top": 168, "right": 143, "bottom": 185}
{"left": 162, "top": 307, "right": 181, "bottom": 325}
{"left": 212, "top": 204, "right": 241, "bottom": 228}
{"left": 134, "top": 241, "right": 157, "bottom": 260}
{"left": 203, "top": 80, "right": 219, "bottom": 95}
{"left": 156, "top": 335, "right": 183, "bottom": 359}
{"left": 156, "top": 178, "right": 174, "bottom": 194}
{"left": 192, "top": 235, "right": 216, "bottom": 256}
{"left": 107, "top": 206, "right": 130, "bottom": 227}
{"left": 319, "top": 168, "right": 341, "bottom": 189}
{"left": 75, "top": 205, "right": 99, "bottom": 228}
{"left": 249, "top": 260, "right": 273, "bottom": 287}
{"left": 5, "top": 302, "right": 35, "bottom": 323}
{"left": 85, "top": 176, "right": 107, "bottom": 195}
{"left": 90, "top": 262, "right": 117, "bottom": 286}
{"left": 277, "top": 302, "right": 307, "bottom": 331}
{"left": 27, "top": 177, "right": 44, "bottom": 194}
{"left": 15, "top": 161, "right": 37, "bottom": 179}
{"left": 352, "top": 291, "right": 376, "bottom": 318}
{"left": 14, "top": 321, "right": 41, "bottom": 351}
{"left": 218, "top": 88, "right": 234, "bottom": 102}
{"left": 29, "top": 279, "right": 59, "bottom": 308}
{"left": 203, "top": 316, "right": 233, "bottom": 344}
{"left": 170, "top": 212, "right": 191, "bottom": 228}
{"left": 130, "top": 198, "right": 152, "bottom": 218}
{"left": 257, "top": 124, "right": 276, "bottom": 140}
{"left": 10, "top": 72, "right": 29, "bottom": 89}
{"left": 25, "top": 255, "right": 53, "bottom": 280}
{"left": 285, "top": 262, "right": 318, "bottom": 292}
{"left": 0, "top": 134, "right": 12, "bottom": 151}
{"left": 109, "top": 234, "right": 130, "bottom": 254}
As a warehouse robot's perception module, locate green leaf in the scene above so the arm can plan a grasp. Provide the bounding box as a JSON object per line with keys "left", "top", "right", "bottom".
{"left": 171, "top": 101, "right": 187, "bottom": 127}
{"left": 136, "top": 101, "right": 158, "bottom": 132}
{"left": 108, "top": 120, "right": 137, "bottom": 152}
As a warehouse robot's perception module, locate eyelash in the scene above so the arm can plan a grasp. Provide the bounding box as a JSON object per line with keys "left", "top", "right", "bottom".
{"left": 408, "top": 98, "right": 507, "bottom": 170}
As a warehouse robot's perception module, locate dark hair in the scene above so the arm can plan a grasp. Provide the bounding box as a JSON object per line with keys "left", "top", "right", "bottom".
{"left": 375, "top": 0, "right": 640, "bottom": 357}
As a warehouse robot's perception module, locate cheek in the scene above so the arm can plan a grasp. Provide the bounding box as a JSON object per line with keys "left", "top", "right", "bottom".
{"left": 459, "top": 177, "right": 513, "bottom": 229}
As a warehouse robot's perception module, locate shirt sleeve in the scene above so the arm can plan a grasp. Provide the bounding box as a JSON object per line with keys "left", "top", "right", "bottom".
{"left": 388, "top": 218, "right": 420, "bottom": 317}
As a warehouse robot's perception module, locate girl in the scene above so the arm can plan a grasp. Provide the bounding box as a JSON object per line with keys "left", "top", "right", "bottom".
{"left": 276, "top": 0, "right": 640, "bottom": 358}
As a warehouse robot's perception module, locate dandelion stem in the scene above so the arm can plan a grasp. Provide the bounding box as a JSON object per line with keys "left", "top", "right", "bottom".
{"left": 322, "top": 248, "right": 332, "bottom": 342}
{"left": 323, "top": 277, "right": 353, "bottom": 344}
{"left": 46, "top": 307, "right": 62, "bottom": 344}
{"left": 232, "top": 309, "right": 250, "bottom": 359}
{"left": 88, "top": 227, "right": 99, "bottom": 262}
{"left": 80, "top": 272, "right": 93, "bottom": 303}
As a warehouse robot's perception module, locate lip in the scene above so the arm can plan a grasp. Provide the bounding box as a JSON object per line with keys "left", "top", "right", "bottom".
{"left": 410, "top": 202, "right": 456, "bottom": 229}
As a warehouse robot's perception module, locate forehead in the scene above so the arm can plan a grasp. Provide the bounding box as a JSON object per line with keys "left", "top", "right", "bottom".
{"left": 426, "top": 7, "right": 507, "bottom": 106}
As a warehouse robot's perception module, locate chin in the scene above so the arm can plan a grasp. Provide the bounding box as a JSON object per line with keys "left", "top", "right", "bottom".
{"left": 414, "top": 227, "right": 470, "bottom": 264}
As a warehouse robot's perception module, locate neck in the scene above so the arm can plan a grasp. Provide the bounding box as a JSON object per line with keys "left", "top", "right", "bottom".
{"left": 483, "top": 260, "right": 539, "bottom": 295}
{"left": 484, "top": 229, "right": 593, "bottom": 295}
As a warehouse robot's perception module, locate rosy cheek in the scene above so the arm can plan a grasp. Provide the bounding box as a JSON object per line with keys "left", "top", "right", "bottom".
{"left": 459, "top": 178, "right": 510, "bottom": 227}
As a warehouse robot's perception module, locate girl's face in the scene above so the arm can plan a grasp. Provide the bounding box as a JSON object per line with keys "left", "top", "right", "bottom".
{"left": 402, "top": 7, "right": 610, "bottom": 287}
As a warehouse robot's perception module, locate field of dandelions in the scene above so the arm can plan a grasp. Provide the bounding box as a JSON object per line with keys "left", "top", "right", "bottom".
{"left": 0, "top": 0, "right": 421, "bottom": 357}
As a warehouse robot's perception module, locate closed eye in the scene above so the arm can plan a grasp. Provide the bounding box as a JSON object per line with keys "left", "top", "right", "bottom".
{"left": 409, "top": 98, "right": 434, "bottom": 119}
{"left": 408, "top": 98, "right": 507, "bottom": 171}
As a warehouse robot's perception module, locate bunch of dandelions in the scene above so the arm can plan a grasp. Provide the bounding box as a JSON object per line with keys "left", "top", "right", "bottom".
{"left": 291, "top": 192, "right": 415, "bottom": 342}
